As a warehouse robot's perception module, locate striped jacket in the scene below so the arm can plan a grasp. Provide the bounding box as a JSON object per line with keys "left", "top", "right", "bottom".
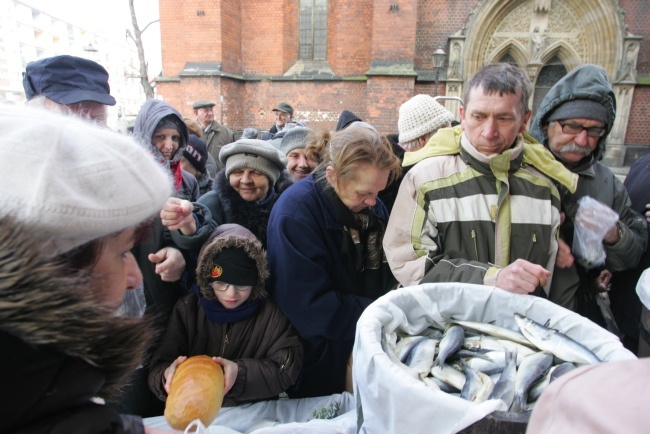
{"left": 384, "top": 129, "right": 562, "bottom": 294}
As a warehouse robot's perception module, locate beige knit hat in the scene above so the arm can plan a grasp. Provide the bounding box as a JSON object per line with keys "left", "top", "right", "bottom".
{"left": 0, "top": 104, "right": 172, "bottom": 255}
{"left": 398, "top": 94, "right": 454, "bottom": 143}
{"left": 220, "top": 139, "right": 288, "bottom": 185}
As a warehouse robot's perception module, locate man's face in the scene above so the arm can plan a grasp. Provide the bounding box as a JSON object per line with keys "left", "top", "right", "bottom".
{"left": 195, "top": 106, "right": 214, "bottom": 127}
{"left": 460, "top": 86, "right": 530, "bottom": 157}
{"left": 545, "top": 118, "right": 604, "bottom": 168}
{"left": 41, "top": 98, "right": 108, "bottom": 126}
{"left": 274, "top": 110, "right": 292, "bottom": 129}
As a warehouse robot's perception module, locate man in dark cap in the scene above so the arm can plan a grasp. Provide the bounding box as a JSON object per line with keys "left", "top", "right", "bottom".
{"left": 266, "top": 102, "right": 294, "bottom": 138}
{"left": 22, "top": 55, "right": 116, "bottom": 126}
{"left": 530, "top": 64, "right": 647, "bottom": 334}
{"left": 192, "top": 100, "right": 236, "bottom": 169}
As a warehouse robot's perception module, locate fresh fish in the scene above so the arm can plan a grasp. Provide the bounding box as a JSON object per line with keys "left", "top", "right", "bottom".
{"left": 459, "top": 361, "right": 484, "bottom": 402}
{"left": 428, "top": 375, "right": 459, "bottom": 393}
{"left": 422, "top": 376, "right": 441, "bottom": 391}
{"left": 396, "top": 335, "right": 428, "bottom": 362}
{"left": 474, "top": 370, "right": 495, "bottom": 404}
{"left": 464, "top": 335, "right": 536, "bottom": 358}
{"left": 465, "top": 355, "right": 504, "bottom": 376}
{"left": 449, "top": 349, "right": 494, "bottom": 362}
{"left": 510, "top": 351, "right": 553, "bottom": 412}
{"left": 421, "top": 326, "right": 444, "bottom": 340}
{"left": 405, "top": 337, "right": 438, "bottom": 377}
{"left": 550, "top": 361, "right": 577, "bottom": 381}
{"left": 488, "top": 348, "right": 517, "bottom": 408}
{"left": 433, "top": 324, "right": 465, "bottom": 368}
{"left": 430, "top": 364, "right": 465, "bottom": 390}
{"left": 453, "top": 319, "right": 534, "bottom": 348}
{"left": 527, "top": 364, "right": 553, "bottom": 403}
{"left": 514, "top": 314, "right": 600, "bottom": 365}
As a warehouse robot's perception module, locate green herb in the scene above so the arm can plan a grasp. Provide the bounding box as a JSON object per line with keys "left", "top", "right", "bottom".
{"left": 311, "top": 402, "right": 340, "bottom": 420}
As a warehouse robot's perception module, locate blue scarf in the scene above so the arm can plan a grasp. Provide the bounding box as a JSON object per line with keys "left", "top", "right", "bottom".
{"left": 191, "top": 284, "right": 260, "bottom": 324}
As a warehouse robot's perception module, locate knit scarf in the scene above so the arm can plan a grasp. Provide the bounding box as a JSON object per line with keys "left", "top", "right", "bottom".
{"left": 402, "top": 125, "right": 578, "bottom": 193}
{"left": 319, "top": 172, "right": 396, "bottom": 298}
{"left": 170, "top": 161, "right": 183, "bottom": 191}
{"left": 191, "top": 284, "right": 260, "bottom": 324}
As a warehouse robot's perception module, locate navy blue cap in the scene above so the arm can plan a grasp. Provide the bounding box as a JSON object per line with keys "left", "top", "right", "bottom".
{"left": 22, "top": 55, "right": 116, "bottom": 106}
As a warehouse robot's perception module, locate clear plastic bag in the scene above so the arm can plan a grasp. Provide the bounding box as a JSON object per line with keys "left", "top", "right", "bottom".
{"left": 184, "top": 419, "right": 209, "bottom": 434}
{"left": 114, "top": 284, "right": 147, "bottom": 318}
{"left": 572, "top": 196, "right": 619, "bottom": 269}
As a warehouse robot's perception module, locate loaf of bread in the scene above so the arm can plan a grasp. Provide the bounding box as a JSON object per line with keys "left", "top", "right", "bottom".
{"left": 164, "top": 355, "right": 225, "bottom": 430}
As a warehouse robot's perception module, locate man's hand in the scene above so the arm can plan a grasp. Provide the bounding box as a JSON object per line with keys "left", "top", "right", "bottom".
{"left": 596, "top": 269, "right": 612, "bottom": 292}
{"left": 160, "top": 197, "right": 196, "bottom": 235}
{"left": 213, "top": 356, "right": 238, "bottom": 394}
{"left": 495, "top": 259, "right": 551, "bottom": 294}
{"left": 556, "top": 212, "right": 574, "bottom": 268}
{"left": 163, "top": 356, "right": 187, "bottom": 394}
{"left": 148, "top": 247, "right": 186, "bottom": 282}
{"left": 556, "top": 237, "right": 574, "bottom": 268}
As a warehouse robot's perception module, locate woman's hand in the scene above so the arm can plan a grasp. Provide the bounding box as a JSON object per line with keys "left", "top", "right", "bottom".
{"left": 163, "top": 356, "right": 187, "bottom": 394}
{"left": 160, "top": 197, "right": 196, "bottom": 235}
{"left": 213, "top": 356, "right": 238, "bottom": 394}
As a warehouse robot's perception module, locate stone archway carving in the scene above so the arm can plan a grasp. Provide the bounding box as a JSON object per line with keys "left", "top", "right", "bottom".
{"left": 445, "top": 0, "right": 640, "bottom": 165}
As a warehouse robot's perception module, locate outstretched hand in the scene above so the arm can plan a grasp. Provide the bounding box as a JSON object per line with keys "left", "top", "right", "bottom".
{"left": 161, "top": 197, "right": 196, "bottom": 235}
{"left": 148, "top": 247, "right": 186, "bottom": 282}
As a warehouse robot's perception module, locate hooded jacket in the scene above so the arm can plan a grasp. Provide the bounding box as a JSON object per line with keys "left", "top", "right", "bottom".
{"left": 134, "top": 99, "right": 199, "bottom": 202}
{"left": 530, "top": 64, "right": 647, "bottom": 311}
{"left": 335, "top": 110, "right": 363, "bottom": 131}
{"left": 0, "top": 216, "right": 152, "bottom": 433}
{"left": 147, "top": 224, "right": 303, "bottom": 406}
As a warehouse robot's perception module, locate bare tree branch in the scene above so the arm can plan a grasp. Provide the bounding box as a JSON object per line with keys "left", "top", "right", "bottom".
{"left": 141, "top": 19, "right": 159, "bottom": 35}
{"left": 128, "top": 0, "right": 155, "bottom": 99}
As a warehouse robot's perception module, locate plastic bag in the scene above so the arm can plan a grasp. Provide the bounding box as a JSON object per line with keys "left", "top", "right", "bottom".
{"left": 572, "top": 196, "right": 619, "bottom": 269}
{"left": 184, "top": 419, "right": 209, "bottom": 434}
{"left": 114, "top": 284, "right": 147, "bottom": 318}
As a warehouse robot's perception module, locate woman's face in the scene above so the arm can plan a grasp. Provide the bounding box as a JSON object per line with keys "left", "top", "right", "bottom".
{"left": 90, "top": 227, "right": 142, "bottom": 309}
{"left": 286, "top": 148, "right": 317, "bottom": 181}
{"left": 229, "top": 168, "right": 271, "bottom": 202}
{"left": 326, "top": 163, "right": 390, "bottom": 213}
{"left": 152, "top": 127, "right": 180, "bottom": 160}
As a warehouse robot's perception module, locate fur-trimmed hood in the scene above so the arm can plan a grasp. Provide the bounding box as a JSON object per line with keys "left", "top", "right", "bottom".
{"left": 196, "top": 224, "right": 269, "bottom": 300}
{"left": 0, "top": 215, "right": 154, "bottom": 400}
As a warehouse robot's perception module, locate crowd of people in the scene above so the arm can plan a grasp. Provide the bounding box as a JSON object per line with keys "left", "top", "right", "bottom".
{"left": 1, "top": 54, "right": 649, "bottom": 433}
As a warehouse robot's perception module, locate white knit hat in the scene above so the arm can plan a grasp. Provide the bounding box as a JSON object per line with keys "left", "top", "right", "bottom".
{"left": 0, "top": 104, "right": 173, "bottom": 255}
{"left": 398, "top": 94, "right": 454, "bottom": 143}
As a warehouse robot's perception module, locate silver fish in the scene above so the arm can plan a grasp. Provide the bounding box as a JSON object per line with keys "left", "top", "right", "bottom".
{"left": 464, "top": 335, "right": 536, "bottom": 357}
{"left": 430, "top": 364, "right": 465, "bottom": 390}
{"left": 459, "top": 361, "right": 483, "bottom": 402}
{"left": 488, "top": 348, "right": 517, "bottom": 408}
{"left": 510, "top": 351, "right": 553, "bottom": 412}
{"left": 396, "top": 335, "right": 428, "bottom": 362}
{"left": 405, "top": 337, "right": 438, "bottom": 377}
{"left": 453, "top": 319, "right": 534, "bottom": 348}
{"left": 550, "top": 361, "right": 577, "bottom": 381}
{"left": 514, "top": 314, "right": 600, "bottom": 365}
{"left": 433, "top": 324, "right": 465, "bottom": 368}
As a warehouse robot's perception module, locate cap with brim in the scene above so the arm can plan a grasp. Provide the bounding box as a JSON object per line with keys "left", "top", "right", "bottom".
{"left": 23, "top": 55, "right": 116, "bottom": 106}
{"left": 272, "top": 102, "right": 294, "bottom": 115}
{"left": 193, "top": 100, "right": 216, "bottom": 110}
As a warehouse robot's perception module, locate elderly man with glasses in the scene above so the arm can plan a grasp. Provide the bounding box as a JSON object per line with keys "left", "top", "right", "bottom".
{"left": 530, "top": 64, "right": 647, "bottom": 330}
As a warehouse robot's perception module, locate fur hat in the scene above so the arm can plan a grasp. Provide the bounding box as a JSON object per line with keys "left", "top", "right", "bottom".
{"left": 184, "top": 135, "right": 208, "bottom": 173}
{"left": 398, "top": 94, "right": 454, "bottom": 143}
{"left": 0, "top": 104, "right": 172, "bottom": 256}
{"left": 220, "top": 139, "right": 288, "bottom": 185}
{"left": 279, "top": 127, "right": 313, "bottom": 155}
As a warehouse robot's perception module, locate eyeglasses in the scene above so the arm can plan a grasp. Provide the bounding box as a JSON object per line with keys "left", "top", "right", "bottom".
{"left": 274, "top": 111, "right": 289, "bottom": 118}
{"left": 211, "top": 281, "right": 253, "bottom": 292}
{"left": 558, "top": 121, "right": 606, "bottom": 138}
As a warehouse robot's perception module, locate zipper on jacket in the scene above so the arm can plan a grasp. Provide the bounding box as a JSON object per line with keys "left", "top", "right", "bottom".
{"left": 526, "top": 233, "right": 538, "bottom": 261}
{"left": 279, "top": 349, "right": 293, "bottom": 373}
{"left": 471, "top": 228, "right": 479, "bottom": 261}
{"left": 220, "top": 325, "right": 230, "bottom": 355}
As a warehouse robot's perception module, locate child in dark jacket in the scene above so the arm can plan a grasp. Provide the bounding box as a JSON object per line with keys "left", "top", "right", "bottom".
{"left": 148, "top": 224, "right": 303, "bottom": 407}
